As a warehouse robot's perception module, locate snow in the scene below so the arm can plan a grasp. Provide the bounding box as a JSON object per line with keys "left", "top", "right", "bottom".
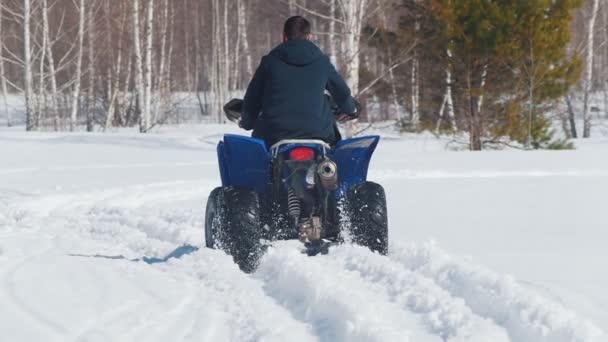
{"left": 0, "top": 124, "right": 607, "bottom": 341}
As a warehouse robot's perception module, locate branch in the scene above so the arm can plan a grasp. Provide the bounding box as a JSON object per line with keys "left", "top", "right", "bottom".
{"left": 3, "top": 77, "right": 24, "bottom": 93}
{"left": 358, "top": 58, "right": 410, "bottom": 96}
{"left": 294, "top": 3, "right": 346, "bottom": 25}
{"left": 1, "top": 48, "right": 25, "bottom": 67}
{"left": 357, "top": 40, "right": 418, "bottom": 96}
{"left": 0, "top": 4, "right": 25, "bottom": 20}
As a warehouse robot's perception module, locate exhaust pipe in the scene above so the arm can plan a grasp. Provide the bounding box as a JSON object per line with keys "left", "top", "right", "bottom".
{"left": 317, "top": 160, "right": 338, "bottom": 191}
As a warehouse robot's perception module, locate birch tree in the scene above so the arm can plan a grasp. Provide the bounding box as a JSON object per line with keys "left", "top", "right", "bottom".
{"left": 236, "top": 0, "right": 252, "bottom": 80}
{"left": 436, "top": 48, "right": 455, "bottom": 131}
{"left": 103, "top": 0, "right": 127, "bottom": 130}
{"left": 341, "top": 0, "right": 369, "bottom": 96}
{"left": 85, "top": 0, "right": 96, "bottom": 131}
{"left": 210, "top": 0, "right": 229, "bottom": 123}
{"left": 70, "top": 0, "right": 85, "bottom": 131}
{"left": 143, "top": 0, "right": 154, "bottom": 130}
{"left": 410, "top": 30, "right": 419, "bottom": 125}
{"left": 328, "top": 0, "right": 337, "bottom": 65}
{"left": 153, "top": 0, "right": 169, "bottom": 124}
{"left": 23, "top": 0, "right": 34, "bottom": 130}
{"left": 132, "top": 0, "right": 146, "bottom": 132}
{"left": 582, "top": 0, "right": 599, "bottom": 138}
{"left": 42, "top": 0, "right": 59, "bottom": 130}
{"left": 0, "top": 2, "right": 10, "bottom": 127}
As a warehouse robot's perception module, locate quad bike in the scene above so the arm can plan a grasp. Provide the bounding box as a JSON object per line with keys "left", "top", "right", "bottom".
{"left": 205, "top": 99, "right": 388, "bottom": 273}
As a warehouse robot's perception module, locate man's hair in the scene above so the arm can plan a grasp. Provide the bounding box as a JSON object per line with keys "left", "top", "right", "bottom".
{"left": 283, "top": 16, "right": 311, "bottom": 40}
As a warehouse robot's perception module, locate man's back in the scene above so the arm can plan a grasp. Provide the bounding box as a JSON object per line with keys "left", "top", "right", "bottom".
{"left": 241, "top": 36, "right": 355, "bottom": 146}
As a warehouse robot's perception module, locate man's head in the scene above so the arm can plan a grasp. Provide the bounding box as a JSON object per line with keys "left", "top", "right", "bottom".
{"left": 283, "top": 16, "right": 312, "bottom": 42}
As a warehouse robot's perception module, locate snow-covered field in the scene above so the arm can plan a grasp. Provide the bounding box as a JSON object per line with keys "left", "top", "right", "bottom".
{"left": 1, "top": 124, "right": 607, "bottom": 342}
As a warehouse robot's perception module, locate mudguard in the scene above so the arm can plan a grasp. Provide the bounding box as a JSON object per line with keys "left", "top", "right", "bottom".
{"left": 217, "top": 134, "right": 271, "bottom": 194}
{"left": 333, "top": 136, "right": 380, "bottom": 195}
{"left": 217, "top": 134, "right": 379, "bottom": 196}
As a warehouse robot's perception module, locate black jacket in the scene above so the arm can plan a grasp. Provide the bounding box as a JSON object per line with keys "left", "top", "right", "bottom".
{"left": 241, "top": 39, "right": 356, "bottom": 146}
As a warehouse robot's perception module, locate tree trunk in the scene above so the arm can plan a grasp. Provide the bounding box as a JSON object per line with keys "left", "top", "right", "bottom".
{"left": 211, "top": 0, "right": 228, "bottom": 123}
{"left": 0, "top": 3, "right": 10, "bottom": 127}
{"left": 467, "top": 67, "right": 483, "bottom": 151}
{"left": 86, "top": 0, "right": 96, "bottom": 132}
{"left": 436, "top": 49, "right": 455, "bottom": 131}
{"left": 237, "top": 0, "right": 252, "bottom": 81}
{"left": 133, "top": 0, "right": 146, "bottom": 132}
{"left": 121, "top": 44, "right": 133, "bottom": 126}
{"left": 143, "top": 0, "right": 154, "bottom": 130}
{"left": 104, "top": 0, "right": 126, "bottom": 130}
{"left": 154, "top": 0, "right": 169, "bottom": 124}
{"left": 38, "top": 15, "right": 47, "bottom": 128}
{"left": 329, "top": 0, "right": 337, "bottom": 66}
{"left": 526, "top": 42, "right": 535, "bottom": 149}
{"left": 70, "top": 0, "right": 85, "bottom": 131}
{"left": 342, "top": 0, "right": 368, "bottom": 96}
{"left": 565, "top": 94, "right": 578, "bottom": 139}
{"left": 341, "top": 0, "right": 368, "bottom": 137}
{"left": 603, "top": 3, "right": 608, "bottom": 119}
{"left": 583, "top": 0, "right": 599, "bottom": 138}
{"left": 24, "top": 0, "right": 35, "bottom": 131}
{"left": 410, "top": 57, "right": 419, "bottom": 126}
{"left": 232, "top": 0, "right": 242, "bottom": 90}
{"left": 43, "top": 0, "right": 59, "bottom": 131}
{"left": 223, "top": 0, "right": 229, "bottom": 97}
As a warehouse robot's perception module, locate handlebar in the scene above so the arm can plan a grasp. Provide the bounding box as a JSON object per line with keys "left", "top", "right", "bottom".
{"left": 223, "top": 96, "right": 361, "bottom": 123}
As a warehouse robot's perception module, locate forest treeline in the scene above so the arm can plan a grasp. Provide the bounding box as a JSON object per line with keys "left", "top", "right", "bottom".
{"left": 0, "top": 0, "right": 606, "bottom": 150}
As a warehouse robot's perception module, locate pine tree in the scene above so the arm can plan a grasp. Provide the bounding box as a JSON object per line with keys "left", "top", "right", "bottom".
{"left": 433, "top": 0, "right": 582, "bottom": 150}
{"left": 494, "top": 0, "right": 583, "bottom": 148}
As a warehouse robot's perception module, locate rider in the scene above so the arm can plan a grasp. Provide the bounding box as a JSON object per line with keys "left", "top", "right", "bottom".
{"left": 241, "top": 16, "right": 357, "bottom": 147}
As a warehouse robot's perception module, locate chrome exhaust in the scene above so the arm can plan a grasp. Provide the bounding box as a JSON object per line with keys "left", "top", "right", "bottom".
{"left": 317, "top": 160, "right": 338, "bottom": 191}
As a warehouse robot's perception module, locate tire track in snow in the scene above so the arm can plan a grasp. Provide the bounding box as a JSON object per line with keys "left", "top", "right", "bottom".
{"left": 389, "top": 241, "right": 606, "bottom": 342}
{"left": 2, "top": 239, "right": 68, "bottom": 337}
{"left": 10, "top": 180, "right": 211, "bottom": 259}
{"left": 156, "top": 249, "right": 319, "bottom": 342}
{"left": 69, "top": 300, "right": 141, "bottom": 342}
{"left": 2, "top": 180, "right": 215, "bottom": 341}
{"left": 11, "top": 173, "right": 603, "bottom": 341}
{"left": 255, "top": 242, "right": 442, "bottom": 342}
{"left": 136, "top": 287, "right": 198, "bottom": 342}
{"left": 331, "top": 244, "right": 510, "bottom": 342}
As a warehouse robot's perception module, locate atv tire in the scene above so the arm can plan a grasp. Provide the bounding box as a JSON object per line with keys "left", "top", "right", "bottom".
{"left": 205, "top": 187, "right": 263, "bottom": 273}
{"left": 344, "top": 182, "right": 388, "bottom": 255}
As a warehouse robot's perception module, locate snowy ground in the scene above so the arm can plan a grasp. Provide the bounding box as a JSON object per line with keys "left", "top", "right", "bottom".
{"left": 0, "top": 124, "right": 607, "bottom": 342}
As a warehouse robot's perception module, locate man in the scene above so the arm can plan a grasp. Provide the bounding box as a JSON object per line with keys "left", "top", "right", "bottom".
{"left": 241, "top": 16, "right": 357, "bottom": 146}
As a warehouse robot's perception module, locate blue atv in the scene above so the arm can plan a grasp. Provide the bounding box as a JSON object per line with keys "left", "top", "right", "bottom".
{"left": 205, "top": 99, "right": 388, "bottom": 272}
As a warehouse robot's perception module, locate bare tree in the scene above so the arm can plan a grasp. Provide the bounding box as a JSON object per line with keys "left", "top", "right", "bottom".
{"left": 70, "top": 0, "right": 85, "bottom": 131}
{"left": 23, "top": 0, "right": 34, "bottom": 130}
{"left": 153, "top": 0, "right": 169, "bottom": 124}
{"left": 103, "top": 0, "right": 127, "bottom": 130}
{"left": 583, "top": 0, "right": 600, "bottom": 138}
{"left": 0, "top": 1, "right": 10, "bottom": 127}
{"left": 132, "top": 0, "right": 145, "bottom": 132}
{"left": 436, "top": 48, "right": 455, "bottom": 131}
{"left": 85, "top": 0, "right": 96, "bottom": 131}
{"left": 143, "top": 0, "right": 153, "bottom": 130}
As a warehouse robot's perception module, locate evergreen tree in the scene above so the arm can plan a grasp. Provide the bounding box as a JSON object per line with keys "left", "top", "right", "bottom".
{"left": 494, "top": 0, "right": 583, "bottom": 149}
{"left": 431, "top": 0, "right": 582, "bottom": 150}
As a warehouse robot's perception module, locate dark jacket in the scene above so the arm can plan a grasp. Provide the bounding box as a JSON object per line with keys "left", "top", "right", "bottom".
{"left": 241, "top": 39, "right": 356, "bottom": 146}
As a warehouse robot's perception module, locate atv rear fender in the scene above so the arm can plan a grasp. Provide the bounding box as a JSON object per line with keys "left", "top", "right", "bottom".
{"left": 217, "top": 134, "right": 380, "bottom": 196}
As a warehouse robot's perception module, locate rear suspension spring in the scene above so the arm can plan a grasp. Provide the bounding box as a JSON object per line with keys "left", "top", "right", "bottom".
{"left": 287, "top": 188, "right": 301, "bottom": 222}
